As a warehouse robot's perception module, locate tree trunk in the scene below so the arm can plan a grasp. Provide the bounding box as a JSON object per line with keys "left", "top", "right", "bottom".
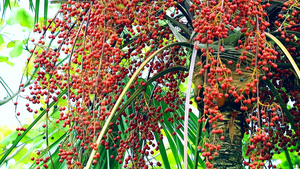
{"left": 209, "top": 110, "right": 245, "bottom": 169}
{"left": 194, "top": 96, "right": 245, "bottom": 168}
{"left": 192, "top": 49, "right": 248, "bottom": 168}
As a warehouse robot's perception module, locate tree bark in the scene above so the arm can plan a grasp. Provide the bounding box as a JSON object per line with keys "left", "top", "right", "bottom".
{"left": 192, "top": 49, "right": 248, "bottom": 168}
{"left": 193, "top": 94, "right": 245, "bottom": 168}
{"left": 209, "top": 110, "right": 245, "bottom": 169}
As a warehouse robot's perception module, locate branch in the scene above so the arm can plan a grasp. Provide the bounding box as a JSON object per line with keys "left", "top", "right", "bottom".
{"left": 184, "top": 41, "right": 199, "bottom": 169}
{"left": 84, "top": 42, "right": 192, "bottom": 169}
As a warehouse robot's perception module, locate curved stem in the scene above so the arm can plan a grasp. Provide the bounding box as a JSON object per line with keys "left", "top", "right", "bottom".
{"left": 255, "top": 15, "right": 261, "bottom": 128}
{"left": 184, "top": 41, "right": 199, "bottom": 169}
{"left": 111, "top": 66, "right": 189, "bottom": 124}
{"left": 164, "top": 15, "right": 191, "bottom": 38}
{"left": 175, "top": 2, "right": 194, "bottom": 29}
{"left": 84, "top": 42, "right": 192, "bottom": 169}
{"left": 265, "top": 32, "right": 300, "bottom": 79}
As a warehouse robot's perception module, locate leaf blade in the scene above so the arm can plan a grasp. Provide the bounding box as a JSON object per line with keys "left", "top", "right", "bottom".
{"left": 35, "top": 0, "right": 40, "bottom": 24}
{"left": 9, "top": 40, "right": 23, "bottom": 58}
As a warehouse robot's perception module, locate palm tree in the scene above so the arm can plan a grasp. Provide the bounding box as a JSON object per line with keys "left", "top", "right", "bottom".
{"left": 0, "top": 0, "right": 300, "bottom": 169}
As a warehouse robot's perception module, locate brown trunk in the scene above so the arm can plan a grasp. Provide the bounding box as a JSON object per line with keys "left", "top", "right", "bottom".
{"left": 193, "top": 50, "right": 248, "bottom": 168}
{"left": 194, "top": 96, "right": 245, "bottom": 168}
{"left": 209, "top": 110, "right": 245, "bottom": 169}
